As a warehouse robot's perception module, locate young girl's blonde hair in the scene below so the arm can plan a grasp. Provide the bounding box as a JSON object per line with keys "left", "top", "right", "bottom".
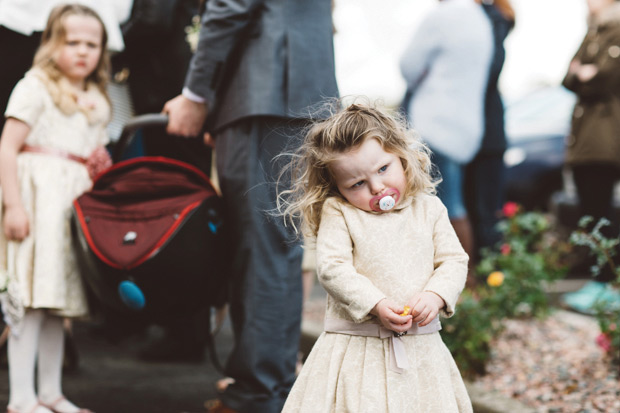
{"left": 278, "top": 99, "right": 438, "bottom": 237}
{"left": 33, "top": 4, "right": 110, "bottom": 98}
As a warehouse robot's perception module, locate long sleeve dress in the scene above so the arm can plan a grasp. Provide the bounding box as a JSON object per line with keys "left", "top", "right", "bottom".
{"left": 283, "top": 194, "right": 472, "bottom": 413}
{"left": 0, "top": 68, "right": 110, "bottom": 331}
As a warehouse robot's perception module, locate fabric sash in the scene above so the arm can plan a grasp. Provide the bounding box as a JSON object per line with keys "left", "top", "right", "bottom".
{"left": 323, "top": 317, "right": 441, "bottom": 374}
{"left": 21, "top": 144, "right": 87, "bottom": 164}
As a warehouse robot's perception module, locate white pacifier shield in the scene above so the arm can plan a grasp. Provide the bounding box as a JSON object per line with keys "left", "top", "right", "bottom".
{"left": 379, "top": 196, "right": 395, "bottom": 211}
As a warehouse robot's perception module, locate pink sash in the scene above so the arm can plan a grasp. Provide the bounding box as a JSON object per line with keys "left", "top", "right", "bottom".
{"left": 323, "top": 317, "right": 441, "bottom": 374}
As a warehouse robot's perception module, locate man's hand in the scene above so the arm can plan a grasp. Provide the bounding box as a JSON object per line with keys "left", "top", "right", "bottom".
{"left": 370, "top": 298, "right": 413, "bottom": 334}
{"left": 407, "top": 291, "right": 445, "bottom": 327}
{"left": 163, "top": 95, "right": 208, "bottom": 137}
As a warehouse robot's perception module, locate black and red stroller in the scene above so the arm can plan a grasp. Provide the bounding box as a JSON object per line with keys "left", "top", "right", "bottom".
{"left": 71, "top": 115, "right": 228, "bottom": 321}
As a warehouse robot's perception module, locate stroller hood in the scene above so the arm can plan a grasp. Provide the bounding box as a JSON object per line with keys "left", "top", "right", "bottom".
{"left": 73, "top": 157, "right": 218, "bottom": 270}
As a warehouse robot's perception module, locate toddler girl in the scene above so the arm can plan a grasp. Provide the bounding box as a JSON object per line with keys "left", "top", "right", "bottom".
{"left": 279, "top": 102, "right": 472, "bottom": 412}
{"left": 0, "top": 4, "right": 111, "bottom": 413}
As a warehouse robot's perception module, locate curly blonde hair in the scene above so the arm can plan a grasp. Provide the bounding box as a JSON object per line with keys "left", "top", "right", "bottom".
{"left": 33, "top": 4, "right": 110, "bottom": 98}
{"left": 278, "top": 98, "right": 438, "bottom": 237}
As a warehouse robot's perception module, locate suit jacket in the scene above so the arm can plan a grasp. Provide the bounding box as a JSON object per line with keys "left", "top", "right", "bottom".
{"left": 185, "top": 0, "right": 339, "bottom": 131}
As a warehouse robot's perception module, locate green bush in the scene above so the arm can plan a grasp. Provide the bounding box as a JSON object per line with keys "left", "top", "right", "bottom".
{"left": 476, "top": 205, "right": 567, "bottom": 319}
{"left": 442, "top": 202, "right": 568, "bottom": 378}
{"left": 570, "top": 217, "right": 620, "bottom": 367}
{"left": 442, "top": 289, "right": 499, "bottom": 378}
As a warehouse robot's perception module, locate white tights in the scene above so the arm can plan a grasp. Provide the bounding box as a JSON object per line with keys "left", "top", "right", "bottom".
{"left": 8, "top": 309, "right": 64, "bottom": 411}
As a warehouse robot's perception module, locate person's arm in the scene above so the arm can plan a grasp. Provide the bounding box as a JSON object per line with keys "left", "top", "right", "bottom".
{"left": 316, "top": 199, "right": 392, "bottom": 323}
{"left": 0, "top": 118, "right": 30, "bottom": 240}
{"left": 164, "top": 0, "right": 266, "bottom": 136}
{"left": 420, "top": 197, "right": 469, "bottom": 318}
{"left": 399, "top": 10, "right": 441, "bottom": 94}
{"left": 563, "top": 28, "right": 620, "bottom": 98}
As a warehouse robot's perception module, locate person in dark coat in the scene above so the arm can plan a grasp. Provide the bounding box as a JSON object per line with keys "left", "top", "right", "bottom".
{"left": 162, "top": 1, "right": 339, "bottom": 412}
{"left": 464, "top": 0, "right": 515, "bottom": 263}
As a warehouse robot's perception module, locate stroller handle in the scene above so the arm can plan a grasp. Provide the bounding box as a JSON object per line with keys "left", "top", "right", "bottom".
{"left": 112, "top": 113, "right": 169, "bottom": 163}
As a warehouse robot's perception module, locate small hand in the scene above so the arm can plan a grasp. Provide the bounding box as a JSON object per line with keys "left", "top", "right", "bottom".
{"left": 568, "top": 59, "right": 581, "bottom": 75}
{"left": 3, "top": 205, "right": 29, "bottom": 241}
{"left": 371, "top": 299, "right": 413, "bottom": 334}
{"left": 162, "top": 95, "right": 208, "bottom": 137}
{"left": 577, "top": 64, "right": 598, "bottom": 82}
{"left": 408, "top": 291, "right": 445, "bottom": 327}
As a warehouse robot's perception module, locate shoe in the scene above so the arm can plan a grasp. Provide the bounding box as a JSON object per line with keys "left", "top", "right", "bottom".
{"left": 203, "top": 399, "right": 238, "bottom": 413}
{"left": 215, "top": 377, "right": 235, "bottom": 393}
{"left": 7, "top": 403, "right": 51, "bottom": 413}
{"left": 179, "top": 399, "right": 238, "bottom": 413}
{"left": 597, "top": 284, "right": 620, "bottom": 312}
{"left": 39, "top": 396, "right": 93, "bottom": 413}
{"left": 561, "top": 281, "right": 607, "bottom": 314}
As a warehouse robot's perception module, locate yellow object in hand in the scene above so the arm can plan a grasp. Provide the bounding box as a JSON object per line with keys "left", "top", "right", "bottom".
{"left": 400, "top": 306, "right": 410, "bottom": 316}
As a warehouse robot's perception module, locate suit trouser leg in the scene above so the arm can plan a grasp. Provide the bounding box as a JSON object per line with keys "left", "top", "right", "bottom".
{"left": 215, "top": 117, "right": 304, "bottom": 413}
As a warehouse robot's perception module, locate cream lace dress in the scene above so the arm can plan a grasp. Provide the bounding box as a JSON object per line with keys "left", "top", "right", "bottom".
{"left": 283, "top": 195, "right": 472, "bottom": 413}
{"left": 0, "top": 69, "right": 110, "bottom": 331}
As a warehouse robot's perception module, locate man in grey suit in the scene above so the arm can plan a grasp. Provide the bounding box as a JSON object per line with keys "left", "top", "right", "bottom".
{"left": 163, "top": 1, "right": 338, "bottom": 412}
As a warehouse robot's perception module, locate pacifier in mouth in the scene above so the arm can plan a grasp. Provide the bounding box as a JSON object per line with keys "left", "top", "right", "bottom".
{"left": 369, "top": 188, "right": 401, "bottom": 212}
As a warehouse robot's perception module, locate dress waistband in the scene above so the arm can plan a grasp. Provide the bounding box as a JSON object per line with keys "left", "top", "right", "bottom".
{"left": 21, "top": 144, "right": 87, "bottom": 164}
{"left": 323, "top": 317, "right": 441, "bottom": 374}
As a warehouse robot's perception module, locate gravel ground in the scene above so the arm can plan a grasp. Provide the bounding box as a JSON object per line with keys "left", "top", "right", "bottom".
{"left": 473, "top": 310, "right": 620, "bottom": 413}
{"left": 302, "top": 296, "right": 620, "bottom": 413}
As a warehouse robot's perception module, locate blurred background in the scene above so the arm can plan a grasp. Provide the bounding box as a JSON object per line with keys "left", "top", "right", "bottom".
{"left": 333, "top": 0, "right": 586, "bottom": 105}
{"left": 332, "top": 0, "right": 600, "bottom": 219}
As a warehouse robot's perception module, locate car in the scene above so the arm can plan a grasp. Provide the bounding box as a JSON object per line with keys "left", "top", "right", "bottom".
{"left": 503, "top": 86, "right": 576, "bottom": 211}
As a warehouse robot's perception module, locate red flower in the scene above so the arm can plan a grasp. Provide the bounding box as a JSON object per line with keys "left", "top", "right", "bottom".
{"left": 595, "top": 332, "right": 612, "bottom": 352}
{"left": 502, "top": 202, "right": 519, "bottom": 218}
{"left": 500, "top": 243, "right": 511, "bottom": 255}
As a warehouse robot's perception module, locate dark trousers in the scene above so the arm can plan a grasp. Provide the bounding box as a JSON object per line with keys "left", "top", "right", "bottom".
{"left": 464, "top": 151, "right": 506, "bottom": 259}
{"left": 0, "top": 27, "right": 41, "bottom": 134}
{"left": 572, "top": 163, "right": 620, "bottom": 282}
{"left": 215, "top": 117, "right": 304, "bottom": 413}
{"left": 572, "top": 163, "right": 620, "bottom": 223}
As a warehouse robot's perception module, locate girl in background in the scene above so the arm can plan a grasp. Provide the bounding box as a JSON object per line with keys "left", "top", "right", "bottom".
{"left": 278, "top": 101, "right": 471, "bottom": 412}
{"left": 0, "top": 4, "right": 111, "bottom": 413}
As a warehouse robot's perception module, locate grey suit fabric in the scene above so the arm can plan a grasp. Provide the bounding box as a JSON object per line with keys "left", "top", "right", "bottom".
{"left": 215, "top": 118, "right": 305, "bottom": 412}
{"left": 183, "top": 1, "right": 338, "bottom": 411}
{"left": 185, "top": 0, "right": 338, "bottom": 131}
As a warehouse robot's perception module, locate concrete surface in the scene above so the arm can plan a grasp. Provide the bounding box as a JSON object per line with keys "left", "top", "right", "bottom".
{"left": 0, "top": 319, "right": 233, "bottom": 413}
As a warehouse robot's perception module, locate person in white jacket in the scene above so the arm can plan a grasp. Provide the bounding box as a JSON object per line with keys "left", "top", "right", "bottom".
{"left": 400, "top": 0, "right": 493, "bottom": 277}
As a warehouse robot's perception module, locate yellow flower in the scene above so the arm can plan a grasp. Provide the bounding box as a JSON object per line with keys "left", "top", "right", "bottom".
{"left": 487, "top": 271, "right": 505, "bottom": 287}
